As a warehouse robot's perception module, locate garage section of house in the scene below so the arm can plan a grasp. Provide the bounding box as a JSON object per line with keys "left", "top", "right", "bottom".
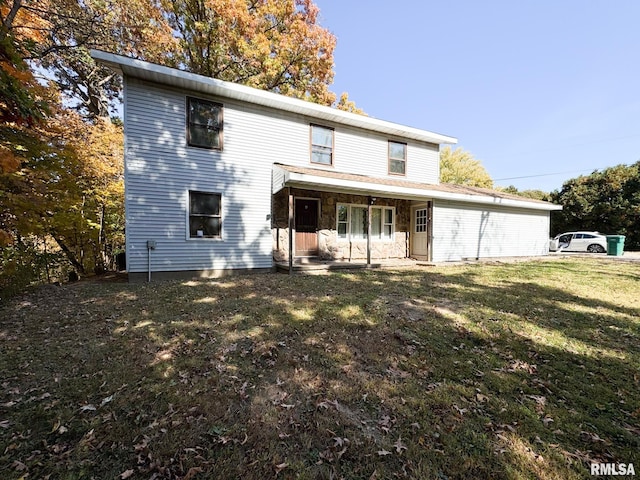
{"left": 431, "top": 200, "right": 554, "bottom": 262}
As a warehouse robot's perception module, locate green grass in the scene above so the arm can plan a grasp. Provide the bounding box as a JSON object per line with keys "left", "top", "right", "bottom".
{"left": 1, "top": 257, "right": 639, "bottom": 479}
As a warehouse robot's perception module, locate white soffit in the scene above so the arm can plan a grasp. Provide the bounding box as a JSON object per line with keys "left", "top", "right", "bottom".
{"left": 91, "top": 50, "right": 458, "bottom": 145}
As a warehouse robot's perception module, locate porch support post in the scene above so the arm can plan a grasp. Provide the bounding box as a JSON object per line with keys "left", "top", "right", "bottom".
{"left": 288, "top": 189, "right": 294, "bottom": 275}
{"left": 367, "top": 196, "right": 372, "bottom": 266}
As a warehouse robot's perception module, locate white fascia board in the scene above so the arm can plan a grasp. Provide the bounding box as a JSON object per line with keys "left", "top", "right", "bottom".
{"left": 280, "top": 170, "right": 562, "bottom": 211}
{"left": 91, "top": 50, "right": 458, "bottom": 146}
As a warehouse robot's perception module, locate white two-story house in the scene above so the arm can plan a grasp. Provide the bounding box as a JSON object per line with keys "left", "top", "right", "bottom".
{"left": 92, "top": 50, "right": 561, "bottom": 281}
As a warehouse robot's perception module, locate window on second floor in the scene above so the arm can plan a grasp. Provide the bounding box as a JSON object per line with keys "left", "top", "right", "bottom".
{"left": 310, "top": 124, "right": 334, "bottom": 165}
{"left": 388, "top": 141, "right": 407, "bottom": 175}
{"left": 187, "top": 97, "right": 223, "bottom": 149}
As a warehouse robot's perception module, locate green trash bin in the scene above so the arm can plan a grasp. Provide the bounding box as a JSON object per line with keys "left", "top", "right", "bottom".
{"left": 606, "top": 235, "right": 625, "bottom": 256}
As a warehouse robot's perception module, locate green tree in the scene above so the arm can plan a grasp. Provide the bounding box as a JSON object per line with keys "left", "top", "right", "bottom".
{"left": 501, "top": 185, "right": 550, "bottom": 201}
{"left": 550, "top": 162, "right": 640, "bottom": 249}
{"left": 440, "top": 146, "right": 493, "bottom": 188}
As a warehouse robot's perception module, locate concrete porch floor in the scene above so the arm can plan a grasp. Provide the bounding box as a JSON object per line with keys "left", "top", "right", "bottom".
{"left": 274, "top": 257, "right": 429, "bottom": 273}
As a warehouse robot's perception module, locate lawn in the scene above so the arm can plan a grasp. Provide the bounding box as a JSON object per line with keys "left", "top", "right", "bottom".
{"left": 1, "top": 257, "right": 639, "bottom": 479}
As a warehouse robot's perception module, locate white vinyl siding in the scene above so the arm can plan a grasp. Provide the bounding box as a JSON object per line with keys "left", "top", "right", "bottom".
{"left": 332, "top": 127, "right": 438, "bottom": 183}
{"left": 124, "top": 78, "right": 274, "bottom": 273}
{"left": 431, "top": 201, "right": 550, "bottom": 262}
{"left": 124, "top": 76, "right": 442, "bottom": 274}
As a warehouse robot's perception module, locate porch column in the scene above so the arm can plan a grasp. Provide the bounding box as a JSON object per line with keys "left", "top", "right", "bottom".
{"left": 367, "top": 196, "right": 372, "bottom": 266}
{"left": 288, "top": 189, "right": 294, "bottom": 275}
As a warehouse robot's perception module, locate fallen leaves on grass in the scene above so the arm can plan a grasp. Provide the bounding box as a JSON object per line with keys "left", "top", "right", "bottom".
{"left": 274, "top": 462, "right": 288, "bottom": 475}
{"left": 580, "top": 431, "right": 611, "bottom": 445}
{"left": 393, "top": 436, "right": 407, "bottom": 453}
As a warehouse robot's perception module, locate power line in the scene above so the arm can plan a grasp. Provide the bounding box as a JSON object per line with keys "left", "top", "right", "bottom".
{"left": 494, "top": 168, "right": 603, "bottom": 181}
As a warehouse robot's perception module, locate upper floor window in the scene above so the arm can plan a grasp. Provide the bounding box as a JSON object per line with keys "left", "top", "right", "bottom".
{"left": 189, "top": 191, "right": 221, "bottom": 238}
{"left": 310, "top": 124, "right": 334, "bottom": 165}
{"left": 388, "top": 141, "right": 406, "bottom": 175}
{"left": 187, "top": 97, "right": 223, "bottom": 149}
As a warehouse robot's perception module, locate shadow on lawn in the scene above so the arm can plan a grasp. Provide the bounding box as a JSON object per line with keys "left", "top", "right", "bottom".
{"left": 1, "top": 261, "right": 639, "bottom": 479}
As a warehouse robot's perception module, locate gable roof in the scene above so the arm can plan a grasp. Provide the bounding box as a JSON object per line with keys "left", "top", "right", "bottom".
{"left": 91, "top": 50, "right": 457, "bottom": 146}
{"left": 273, "top": 163, "right": 562, "bottom": 211}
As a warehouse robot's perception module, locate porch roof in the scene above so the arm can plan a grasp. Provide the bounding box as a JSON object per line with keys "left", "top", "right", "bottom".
{"left": 273, "top": 163, "right": 562, "bottom": 211}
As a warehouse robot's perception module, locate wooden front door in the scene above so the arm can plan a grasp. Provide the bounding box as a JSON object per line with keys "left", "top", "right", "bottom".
{"left": 295, "top": 198, "right": 319, "bottom": 256}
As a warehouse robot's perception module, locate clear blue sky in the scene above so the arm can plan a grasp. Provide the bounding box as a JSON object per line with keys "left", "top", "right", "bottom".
{"left": 315, "top": 0, "right": 640, "bottom": 192}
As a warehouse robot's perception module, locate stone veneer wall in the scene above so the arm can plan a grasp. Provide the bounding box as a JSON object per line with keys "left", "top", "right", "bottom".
{"left": 272, "top": 188, "right": 411, "bottom": 261}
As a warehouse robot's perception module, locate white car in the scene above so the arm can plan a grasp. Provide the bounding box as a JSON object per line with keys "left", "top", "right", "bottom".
{"left": 549, "top": 231, "right": 607, "bottom": 253}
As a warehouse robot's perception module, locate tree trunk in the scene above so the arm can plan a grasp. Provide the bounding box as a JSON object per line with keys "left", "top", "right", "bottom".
{"left": 43, "top": 235, "right": 51, "bottom": 283}
{"left": 51, "top": 233, "right": 86, "bottom": 275}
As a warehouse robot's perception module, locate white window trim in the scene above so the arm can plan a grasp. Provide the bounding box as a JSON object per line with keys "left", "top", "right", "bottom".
{"left": 336, "top": 203, "right": 395, "bottom": 242}
{"left": 185, "top": 190, "right": 224, "bottom": 241}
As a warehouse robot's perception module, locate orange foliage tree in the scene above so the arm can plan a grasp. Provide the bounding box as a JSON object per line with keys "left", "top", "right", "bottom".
{"left": 163, "top": 0, "right": 338, "bottom": 105}
{"left": 2, "top": 0, "right": 365, "bottom": 293}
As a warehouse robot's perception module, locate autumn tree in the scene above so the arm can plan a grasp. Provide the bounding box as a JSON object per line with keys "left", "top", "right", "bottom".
{"left": 7, "top": 0, "right": 174, "bottom": 119}
{"left": 0, "top": 0, "right": 54, "bottom": 127}
{"left": 1, "top": 0, "right": 129, "bottom": 292}
{"left": 163, "top": 0, "right": 337, "bottom": 105}
{"left": 550, "top": 162, "right": 640, "bottom": 249}
{"left": 440, "top": 146, "right": 493, "bottom": 188}
{"left": 335, "top": 92, "right": 365, "bottom": 115}
{"left": 2, "top": 0, "right": 361, "bottom": 294}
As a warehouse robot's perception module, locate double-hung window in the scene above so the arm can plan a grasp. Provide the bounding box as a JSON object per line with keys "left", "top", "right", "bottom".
{"left": 187, "top": 97, "right": 223, "bottom": 149}
{"left": 189, "top": 191, "right": 221, "bottom": 238}
{"left": 337, "top": 204, "right": 394, "bottom": 241}
{"left": 388, "top": 141, "right": 406, "bottom": 175}
{"left": 311, "top": 124, "right": 334, "bottom": 165}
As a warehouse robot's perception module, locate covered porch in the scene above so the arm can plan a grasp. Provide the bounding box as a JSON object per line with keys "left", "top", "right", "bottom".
{"left": 271, "top": 163, "right": 438, "bottom": 273}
